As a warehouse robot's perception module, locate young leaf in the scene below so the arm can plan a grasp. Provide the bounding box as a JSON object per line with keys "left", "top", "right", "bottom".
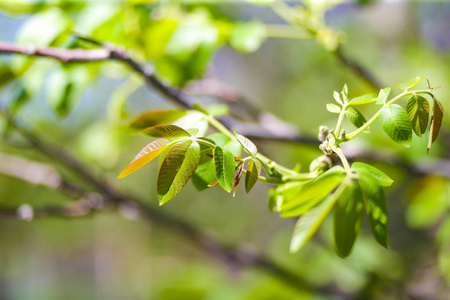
{"left": 157, "top": 141, "right": 201, "bottom": 205}
{"left": 290, "top": 183, "right": 346, "bottom": 253}
{"left": 348, "top": 94, "right": 377, "bottom": 106}
{"left": 380, "top": 104, "right": 412, "bottom": 147}
{"left": 141, "top": 125, "right": 191, "bottom": 138}
{"left": 427, "top": 99, "right": 444, "bottom": 152}
{"left": 118, "top": 139, "right": 170, "bottom": 178}
{"left": 232, "top": 163, "right": 244, "bottom": 197}
{"left": 281, "top": 167, "right": 346, "bottom": 218}
{"left": 235, "top": 132, "right": 257, "bottom": 156}
{"left": 213, "top": 146, "right": 236, "bottom": 193}
{"left": 345, "top": 107, "right": 368, "bottom": 131}
{"left": 129, "top": 109, "right": 186, "bottom": 132}
{"left": 397, "top": 76, "right": 424, "bottom": 91}
{"left": 327, "top": 103, "right": 341, "bottom": 113}
{"left": 406, "top": 95, "right": 429, "bottom": 137}
{"left": 357, "top": 174, "right": 388, "bottom": 248}
{"left": 333, "top": 91, "right": 343, "bottom": 105}
{"left": 333, "top": 181, "right": 364, "bottom": 258}
{"left": 351, "top": 162, "right": 393, "bottom": 186}
{"left": 245, "top": 158, "right": 262, "bottom": 193}
{"left": 376, "top": 87, "right": 391, "bottom": 105}
{"left": 191, "top": 160, "right": 216, "bottom": 191}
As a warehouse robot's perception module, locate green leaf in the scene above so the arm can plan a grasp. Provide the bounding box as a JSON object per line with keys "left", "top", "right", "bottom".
{"left": 351, "top": 162, "right": 393, "bottom": 186}
{"left": 118, "top": 139, "right": 170, "bottom": 179}
{"left": 326, "top": 103, "right": 341, "bottom": 113}
{"left": 235, "top": 132, "right": 257, "bottom": 156}
{"left": 173, "top": 111, "right": 209, "bottom": 137}
{"left": 141, "top": 125, "right": 191, "bottom": 138}
{"left": 357, "top": 174, "right": 388, "bottom": 248}
{"left": 290, "top": 182, "right": 346, "bottom": 253}
{"left": 348, "top": 93, "right": 377, "bottom": 106}
{"left": 427, "top": 99, "right": 444, "bottom": 152}
{"left": 157, "top": 141, "right": 201, "bottom": 205}
{"left": 213, "top": 146, "right": 236, "bottom": 193}
{"left": 406, "top": 95, "right": 429, "bottom": 137}
{"left": 333, "top": 91, "right": 343, "bottom": 105}
{"left": 191, "top": 160, "right": 216, "bottom": 192}
{"left": 345, "top": 107, "right": 368, "bottom": 131}
{"left": 333, "top": 181, "right": 364, "bottom": 258}
{"left": 376, "top": 87, "right": 391, "bottom": 105}
{"left": 245, "top": 158, "right": 262, "bottom": 193}
{"left": 397, "top": 76, "right": 424, "bottom": 91}
{"left": 230, "top": 21, "right": 267, "bottom": 53}
{"left": 380, "top": 104, "right": 412, "bottom": 147}
{"left": 129, "top": 109, "right": 187, "bottom": 132}
{"left": 233, "top": 163, "right": 244, "bottom": 197}
{"left": 281, "top": 167, "right": 346, "bottom": 218}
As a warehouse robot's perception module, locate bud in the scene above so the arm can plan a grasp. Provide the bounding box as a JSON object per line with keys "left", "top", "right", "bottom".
{"left": 309, "top": 155, "right": 332, "bottom": 177}
{"left": 318, "top": 126, "right": 329, "bottom": 142}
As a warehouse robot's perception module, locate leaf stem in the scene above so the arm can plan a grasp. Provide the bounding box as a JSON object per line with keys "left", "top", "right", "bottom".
{"left": 332, "top": 145, "right": 352, "bottom": 175}
{"left": 334, "top": 103, "right": 347, "bottom": 136}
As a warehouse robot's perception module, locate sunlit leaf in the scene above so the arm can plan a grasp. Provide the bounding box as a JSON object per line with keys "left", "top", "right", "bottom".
{"left": 333, "top": 91, "right": 343, "bottom": 105}
{"left": 345, "top": 107, "right": 368, "bottom": 131}
{"left": 245, "top": 158, "right": 262, "bottom": 193}
{"left": 173, "top": 111, "right": 209, "bottom": 137}
{"left": 118, "top": 138, "right": 170, "bottom": 179}
{"left": 351, "top": 162, "right": 393, "bottom": 186}
{"left": 427, "top": 99, "right": 444, "bottom": 152}
{"left": 129, "top": 109, "right": 187, "bottom": 132}
{"left": 348, "top": 94, "right": 377, "bottom": 106}
{"left": 333, "top": 181, "right": 364, "bottom": 258}
{"left": 235, "top": 132, "right": 257, "bottom": 156}
{"left": 397, "top": 76, "right": 424, "bottom": 91}
{"left": 213, "top": 146, "right": 236, "bottom": 193}
{"left": 157, "top": 140, "right": 201, "bottom": 205}
{"left": 290, "top": 182, "right": 346, "bottom": 253}
{"left": 357, "top": 173, "right": 388, "bottom": 248}
{"left": 380, "top": 104, "right": 412, "bottom": 147}
{"left": 141, "top": 125, "right": 191, "bottom": 138}
{"left": 281, "top": 167, "right": 346, "bottom": 218}
{"left": 406, "top": 95, "right": 429, "bottom": 137}
{"left": 376, "top": 87, "right": 391, "bottom": 105}
{"left": 233, "top": 163, "right": 244, "bottom": 196}
{"left": 326, "top": 103, "right": 341, "bottom": 113}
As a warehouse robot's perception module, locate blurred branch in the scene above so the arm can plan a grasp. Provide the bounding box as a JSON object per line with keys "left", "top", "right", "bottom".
{"left": 0, "top": 110, "right": 347, "bottom": 297}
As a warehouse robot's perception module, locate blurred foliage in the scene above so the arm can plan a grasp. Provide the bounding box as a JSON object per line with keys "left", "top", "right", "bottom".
{"left": 0, "top": 0, "right": 450, "bottom": 299}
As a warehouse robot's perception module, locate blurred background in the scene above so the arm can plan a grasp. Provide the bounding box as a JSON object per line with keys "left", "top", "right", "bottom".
{"left": 0, "top": 0, "right": 449, "bottom": 299}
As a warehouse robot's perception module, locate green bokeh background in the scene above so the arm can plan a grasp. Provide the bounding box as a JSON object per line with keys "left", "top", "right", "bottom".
{"left": 0, "top": 1, "right": 449, "bottom": 299}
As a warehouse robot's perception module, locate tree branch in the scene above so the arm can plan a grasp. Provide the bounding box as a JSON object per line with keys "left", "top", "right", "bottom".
{"left": 0, "top": 110, "right": 340, "bottom": 297}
